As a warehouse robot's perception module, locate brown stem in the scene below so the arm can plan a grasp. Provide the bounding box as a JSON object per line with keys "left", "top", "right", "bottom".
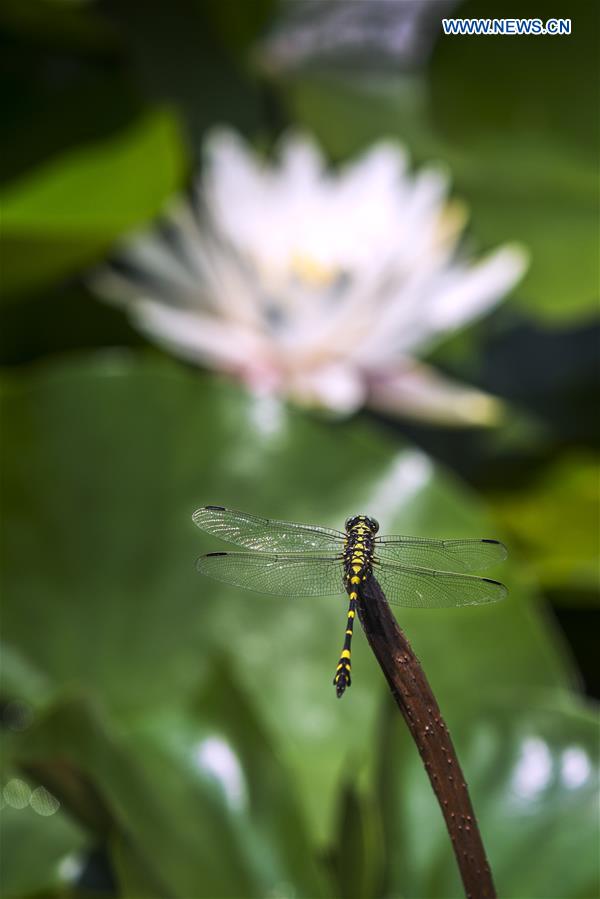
{"left": 358, "top": 576, "right": 497, "bottom": 899}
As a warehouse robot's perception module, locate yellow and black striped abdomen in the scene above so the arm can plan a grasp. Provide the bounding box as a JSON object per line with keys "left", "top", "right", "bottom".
{"left": 334, "top": 517, "right": 377, "bottom": 697}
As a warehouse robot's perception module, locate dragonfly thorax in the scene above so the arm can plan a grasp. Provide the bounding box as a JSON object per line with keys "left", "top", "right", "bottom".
{"left": 343, "top": 522, "right": 376, "bottom": 590}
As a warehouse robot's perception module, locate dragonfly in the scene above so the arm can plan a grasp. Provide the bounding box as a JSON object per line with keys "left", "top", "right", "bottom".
{"left": 193, "top": 506, "right": 507, "bottom": 698}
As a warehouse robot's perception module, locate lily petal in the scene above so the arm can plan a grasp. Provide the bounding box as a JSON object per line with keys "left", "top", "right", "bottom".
{"left": 409, "top": 244, "right": 528, "bottom": 351}
{"left": 367, "top": 361, "right": 505, "bottom": 426}
{"left": 132, "top": 299, "right": 268, "bottom": 371}
{"left": 288, "top": 362, "right": 367, "bottom": 414}
{"left": 358, "top": 243, "right": 528, "bottom": 363}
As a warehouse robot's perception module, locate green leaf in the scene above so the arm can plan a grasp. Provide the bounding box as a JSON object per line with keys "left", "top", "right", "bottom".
{"left": 0, "top": 641, "right": 54, "bottom": 706}
{"left": 377, "top": 691, "right": 599, "bottom": 899}
{"left": 6, "top": 675, "right": 331, "bottom": 899}
{"left": 0, "top": 109, "right": 187, "bottom": 299}
{"left": 489, "top": 453, "right": 600, "bottom": 597}
{"left": 0, "top": 778, "right": 87, "bottom": 898}
{"left": 0, "top": 354, "right": 576, "bottom": 844}
{"left": 429, "top": 0, "right": 598, "bottom": 157}
{"left": 109, "top": 829, "right": 168, "bottom": 899}
{"left": 327, "top": 783, "right": 382, "bottom": 899}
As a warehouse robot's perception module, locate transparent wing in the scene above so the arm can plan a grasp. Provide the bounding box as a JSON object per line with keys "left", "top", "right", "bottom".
{"left": 372, "top": 560, "right": 507, "bottom": 608}
{"left": 196, "top": 551, "right": 345, "bottom": 597}
{"left": 374, "top": 536, "right": 507, "bottom": 572}
{"left": 192, "top": 506, "right": 346, "bottom": 552}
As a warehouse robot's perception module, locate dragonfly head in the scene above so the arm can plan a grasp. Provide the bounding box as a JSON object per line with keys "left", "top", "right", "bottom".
{"left": 345, "top": 515, "right": 379, "bottom": 535}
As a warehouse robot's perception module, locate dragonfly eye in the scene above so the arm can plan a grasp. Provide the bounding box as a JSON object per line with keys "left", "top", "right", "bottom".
{"left": 345, "top": 515, "right": 379, "bottom": 533}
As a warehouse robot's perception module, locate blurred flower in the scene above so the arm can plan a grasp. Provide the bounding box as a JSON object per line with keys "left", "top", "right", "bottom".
{"left": 258, "top": 0, "right": 456, "bottom": 76}
{"left": 96, "top": 129, "right": 527, "bottom": 424}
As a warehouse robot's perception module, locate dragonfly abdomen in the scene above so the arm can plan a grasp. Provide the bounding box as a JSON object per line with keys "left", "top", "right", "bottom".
{"left": 334, "top": 517, "right": 378, "bottom": 697}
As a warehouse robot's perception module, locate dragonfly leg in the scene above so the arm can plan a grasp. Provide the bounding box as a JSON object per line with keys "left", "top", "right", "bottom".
{"left": 333, "top": 593, "right": 357, "bottom": 698}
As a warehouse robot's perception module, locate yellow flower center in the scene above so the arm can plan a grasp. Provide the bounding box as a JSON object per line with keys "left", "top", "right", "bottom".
{"left": 290, "top": 252, "right": 337, "bottom": 288}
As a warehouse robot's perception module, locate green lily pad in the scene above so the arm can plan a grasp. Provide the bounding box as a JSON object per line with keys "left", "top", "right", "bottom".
{"left": 0, "top": 109, "right": 187, "bottom": 300}
{"left": 376, "top": 691, "right": 599, "bottom": 899}
{"left": 0, "top": 354, "right": 576, "bottom": 843}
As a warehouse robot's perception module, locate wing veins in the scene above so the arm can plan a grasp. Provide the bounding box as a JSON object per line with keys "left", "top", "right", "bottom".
{"left": 372, "top": 559, "right": 507, "bottom": 608}
{"left": 192, "top": 506, "right": 345, "bottom": 552}
{"left": 196, "top": 550, "right": 345, "bottom": 597}
{"left": 374, "top": 535, "right": 507, "bottom": 572}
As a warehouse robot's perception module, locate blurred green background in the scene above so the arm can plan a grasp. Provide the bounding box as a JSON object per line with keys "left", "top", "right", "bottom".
{"left": 1, "top": 2, "right": 598, "bottom": 898}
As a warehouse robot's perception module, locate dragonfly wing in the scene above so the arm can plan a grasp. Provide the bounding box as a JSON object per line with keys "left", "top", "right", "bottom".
{"left": 192, "top": 506, "right": 346, "bottom": 552}
{"left": 372, "top": 560, "right": 507, "bottom": 608}
{"left": 374, "top": 536, "right": 507, "bottom": 572}
{"left": 196, "top": 552, "right": 345, "bottom": 597}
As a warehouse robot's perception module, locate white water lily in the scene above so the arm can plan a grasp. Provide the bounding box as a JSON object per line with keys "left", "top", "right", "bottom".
{"left": 96, "top": 129, "right": 527, "bottom": 424}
